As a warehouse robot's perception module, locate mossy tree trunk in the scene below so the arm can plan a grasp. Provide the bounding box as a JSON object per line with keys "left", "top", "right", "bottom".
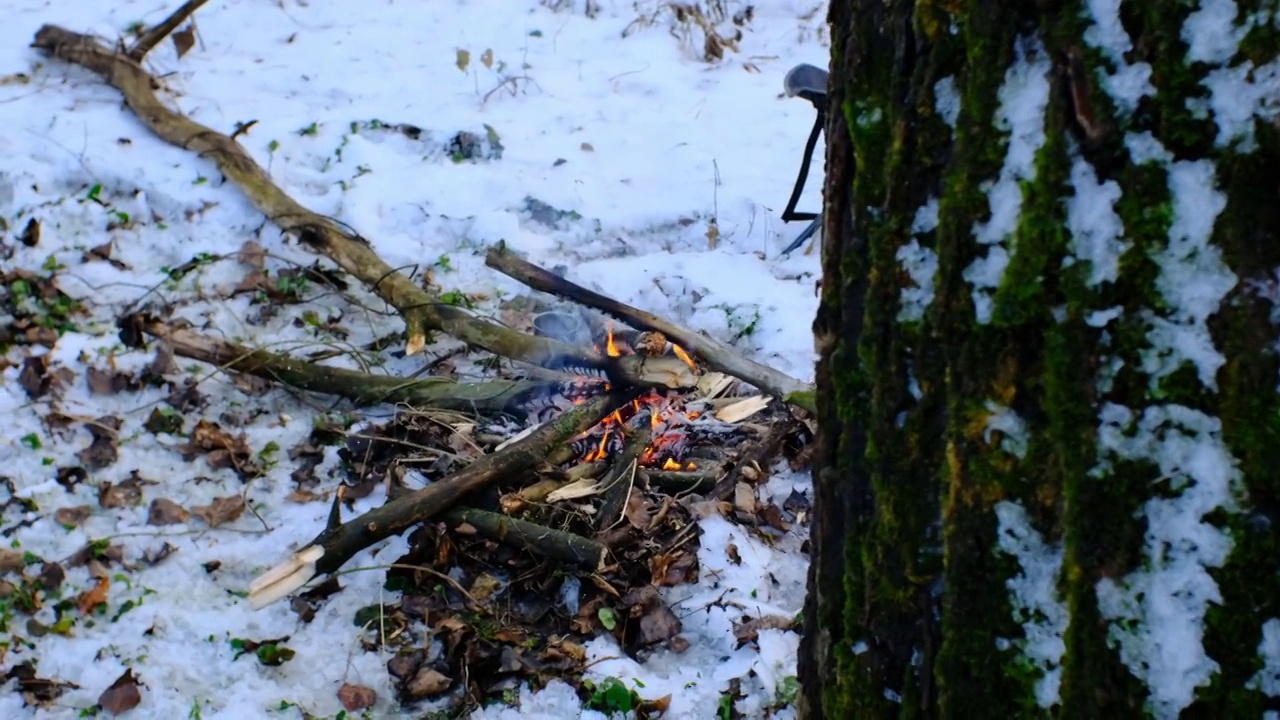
{"left": 800, "top": 1, "right": 1280, "bottom": 718}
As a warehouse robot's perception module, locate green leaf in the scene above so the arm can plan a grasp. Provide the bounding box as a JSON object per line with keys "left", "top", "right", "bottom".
{"left": 256, "top": 643, "right": 295, "bottom": 666}
{"left": 597, "top": 606, "right": 617, "bottom": 631}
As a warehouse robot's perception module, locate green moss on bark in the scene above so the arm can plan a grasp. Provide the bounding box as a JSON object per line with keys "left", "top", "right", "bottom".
{"left": 805, "top": 1, "right": 1280, "bottom": 717}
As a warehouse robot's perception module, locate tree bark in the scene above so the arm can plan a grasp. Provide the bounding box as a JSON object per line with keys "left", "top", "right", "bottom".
{"left": 802, "top": 2, "right": 1280, "bottom": 718}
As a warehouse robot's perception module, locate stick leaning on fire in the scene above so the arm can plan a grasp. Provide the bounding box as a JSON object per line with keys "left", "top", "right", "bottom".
{"left": 30, "top": 1, "right": 816, "bottom": 610}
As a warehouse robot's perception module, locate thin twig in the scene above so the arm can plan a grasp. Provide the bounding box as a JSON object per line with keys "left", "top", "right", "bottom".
{"left": 128, "top": 0, "right": 208, "bottom": 61}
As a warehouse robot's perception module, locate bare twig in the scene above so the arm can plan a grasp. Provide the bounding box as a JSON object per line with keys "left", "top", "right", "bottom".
{"left": 128, "top": 0, "right": 208, "bottom": 61}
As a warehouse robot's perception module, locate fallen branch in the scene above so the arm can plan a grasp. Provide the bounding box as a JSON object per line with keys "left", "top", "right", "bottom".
{"left": 248, "top": 390, "right": 634, "bottom": 608}
{"left": 485, "top": 244, "right": 817, "bottom": 413}
{"left": 31, "top": 24, "right": 695, "bottom": 393}
{"left": 135, "top": 317, "right": 554, "bottom": 415}
{"left": 443, "top": 507, "right": 605, "bottom": 572}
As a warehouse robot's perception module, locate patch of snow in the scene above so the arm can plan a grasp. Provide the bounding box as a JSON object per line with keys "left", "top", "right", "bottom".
{"left": 963, "top": 37, "right": 1052, "bottom": 324}
{"left": 1248, "top": 618, "right": 1280, "bottom": 698}
{"left": 896, "top": 198, "right": 940, "bottom": 322}
{"left": 1182, "top": 0, "right": 1248, "bottom": 65}
{"left": 1200, "top": 57, "right": 1280, "bottom": 149}
{"left": 933, "top": 76, "right": 960, "bottom": 129}
{"left": 984, "top": 402, "right": 1030, "bottom": 459}
{"left": 1142, "top": 160, "right": 1236, "bottom": 391}
{"left": 1087, "top": 306, "right": 1125, "bottom": 327}
{"left": 1126, "top": 132, "right": 1175, "bottom": 165}
{"left": 1094, "top": 403, "right": 1243, "bottom": 720}
{"left": 994, "top": 501, "right": 1067, "bottom": 710}
{"left": 1065, "top": 155, "right": 1129, "bottom": 286}
{"left": 1082, "top": 0, "right": 1156, "bottom": 115}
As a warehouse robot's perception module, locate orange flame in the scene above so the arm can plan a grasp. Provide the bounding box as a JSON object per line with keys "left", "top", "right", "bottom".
{"left": 583, "top": 430, "right": 610, "bottom": 463}
{"left": 661, "top": 458, "right": 681, "bottom": 471}
{"left": 605, "top": 322, "right": 622, "bottom": 358}
{"left": 671, "top": 343, "right": 696, "bottom": 370}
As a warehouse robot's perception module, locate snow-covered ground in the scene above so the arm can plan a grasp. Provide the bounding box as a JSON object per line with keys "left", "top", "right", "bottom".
{"left": 0, "top": 0, "right": 825, "bottom": 717}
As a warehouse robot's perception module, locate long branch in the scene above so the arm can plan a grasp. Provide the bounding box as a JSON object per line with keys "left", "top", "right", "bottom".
{"left": 30, "top": 25, "right": 692, "bottom": 393}
{"left": 248, "top": 390, "right": 634, "bottom": 608}
{"left": 139, "top": 318, "right": 553, "bottom": 415}
{"left": 484, "top": 245, "right": 817, "bottom": 413}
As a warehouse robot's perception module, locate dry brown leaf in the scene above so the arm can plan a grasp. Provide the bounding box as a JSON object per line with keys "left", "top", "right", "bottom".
{"left": 406, "top": 668, "right": 451, "bottom": 699}
{"left": 98, "top": 473, "right": 148, "bottom": 509}
{"left": 54, "top": 506, "right": 93, "bottom": 527}
{"left": 760, "top": 503, "right": 791, "bottom": 531}
{"left": 726, "top": 543, "right": 741, "bottom": 565}
{"left": 624, "top": 494, "right": 654, "bottom": 530}
{"left": 19, "top": 217, "right": 40, "bottom": 246}
{"left": 0, "top": 549, "right": 24, "bottom": 574}
{"left": 733, "top": 482, "right": 756, "bottom": 515}
{"left": 639, "top": 603, "right": 682, "bottom": 645}
{"left": 172, "top": 24, "right": 196, "bottom": 59}
{"left": 480, "top": 48, "right": 494, "bottom": 69}
{"left": 337, "top": 683, "right": 376, "bottom": 712}
{"left": 38, "top": 562, "right": 65, "bottom": 592}
{"left": 191, "top": 496, "right": 246, "bottom": 527}
{"left": 469, "top": 573, "right": 503, "bottom": 603}
{"left": 77, "top": 576, "right": 109, "bottom": 615}
{"left": 238, "top": 240, "right": 266, "bottom": 269}
{"left": 455, "top": 48, "right": 471, "bottom": 72}
{"left": 86, "top": 366, "right": 130, "bottom": 395}
{"left": 98, "top": 668, "right": 142, "bottom": 715}
{"left": 641, "top": 694, "right": 674, "bottom": 714}
{"left": 147, "top": 498, "right": 190, "bottom": 526}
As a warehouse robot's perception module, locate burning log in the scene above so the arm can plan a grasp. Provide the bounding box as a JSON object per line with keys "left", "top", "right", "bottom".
{"left": 129, "top": 316, "right": 558, "bottom": 416}
{"left": 484, "top": 244, "right": 817, "bottom": 413}
{"left": 442, "top": 507, "right": 606, "bottom": 572}
{"left": 594, "top": 421, "right": 654, "bottom": 534}
{"left": 640, "top": 461, "right": 726, "bottom": 494}
{"left": 249, "top": 390, "right": 635, "bottom": 608}
{"left": 29, "top": 23, "right": 695, "bottom": 394}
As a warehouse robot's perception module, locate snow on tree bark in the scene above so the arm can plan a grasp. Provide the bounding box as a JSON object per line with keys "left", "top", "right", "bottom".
{"left": 800, "top": 1, "right": 1280, "bottom": 718}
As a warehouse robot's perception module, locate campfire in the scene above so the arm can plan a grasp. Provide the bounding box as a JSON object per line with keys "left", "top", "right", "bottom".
{"left": 556, "top": 324, "right": 713, "bottom": 471}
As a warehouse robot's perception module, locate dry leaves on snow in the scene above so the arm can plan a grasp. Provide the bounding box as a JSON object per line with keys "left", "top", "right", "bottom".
{"left": 97, "top": 668, "right": 142, "bottom": 715}
{"left": 191, "top": 496, "right": 246, "bottom": 527}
